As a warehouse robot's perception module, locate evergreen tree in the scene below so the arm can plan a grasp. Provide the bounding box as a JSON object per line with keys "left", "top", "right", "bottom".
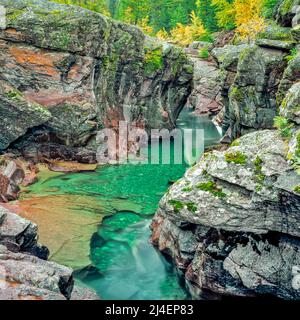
{"left": 196, "top": 0, "right": 219, "bottom": 32}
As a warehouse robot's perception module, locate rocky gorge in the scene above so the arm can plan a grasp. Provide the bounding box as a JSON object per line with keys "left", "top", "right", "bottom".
{"left": 0, "top": 0, "right": 300, "bottom": 301}
{"left": 0, "top": 0, "right": 193, "bottom": 300}
{"left": 151, "top": 0, "right": 300, "bottom": 300}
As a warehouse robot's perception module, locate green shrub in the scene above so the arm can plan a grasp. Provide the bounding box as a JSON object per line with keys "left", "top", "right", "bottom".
{"left": 198, "top": 33, "right": 214, "bottom": 43}
{"left": 253, "top": 156, "right": 263, "bottom": 172}
{"left": 144, "top": 46, "right": 163, "bottom": 75}
{"left": 291, "top": 133, "right": 300, "bottom": 174}
{"left": 255, "top": 184, "right": 263, "bottom": 192}
{"left": 230, "top": 139, "right": 240, "bottom": 147}
{"left": 263, "top": 0, "right": 282, "bottom": 18}
{"left": 168, "top": 200, "right": 198, "bottom": 213}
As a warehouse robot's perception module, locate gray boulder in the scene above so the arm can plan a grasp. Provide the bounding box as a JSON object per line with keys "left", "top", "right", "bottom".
{"left": 151, "top": 128, "right": 300, "bottom": 299}
{"left": 0, "top": 244, "right": 73, "bottom": 300}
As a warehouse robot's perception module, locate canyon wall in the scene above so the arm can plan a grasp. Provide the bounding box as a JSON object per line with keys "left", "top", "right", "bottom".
{"left": 151, "top": 0, "right": 300, "bottom": 300}
{"left": 0, "top": 0, "right": 193, "bottom": 163}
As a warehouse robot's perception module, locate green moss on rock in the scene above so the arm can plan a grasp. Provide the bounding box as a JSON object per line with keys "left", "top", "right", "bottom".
{"left": 168, "top": 199, "right": 184, "bottom": 213}
{"left": 186, "top": 202, "right": 197, "bottom": 213}
{"left": 294, "top": 185, "right": 300, "bottom": 194}
{"left": 144, "top": 46, "right": 163, "bottom": 75}
{"left": 229, "top": 87, "right": 244, "bottom": 102}
{"left": 225, "top": 151, "right": 247, "bottom": 165}
{"left": 197, "top": 181, "right": 226, "bottom": 199}
{"left": 230, "top": 139, "right": 240, "bottom": 147}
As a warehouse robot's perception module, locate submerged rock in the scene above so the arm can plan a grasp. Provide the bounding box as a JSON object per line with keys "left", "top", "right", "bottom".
{"left": 48, "top": 161, "right": 97, "bottom": 173}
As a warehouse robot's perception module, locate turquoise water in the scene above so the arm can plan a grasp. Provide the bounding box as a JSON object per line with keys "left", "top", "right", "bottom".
{"left": 20, "top": 110, "right": 221, "bottom": 300}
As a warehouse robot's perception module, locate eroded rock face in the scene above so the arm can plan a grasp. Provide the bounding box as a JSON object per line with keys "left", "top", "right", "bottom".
{"left": 0, "top": 205, "right": 100, "bottom": 300}
{"left": 0, "top": 81, "right": 51, "bottom": 151}
{"left": 0, "top": 0, "right": 192, "bottom": 161}
{"left": 0, "top": 206, "right": 72, "bottom": 300}
{"left": 207, "top": 8, "right": 300, "bottom": 143}
{"left": 212, "top": 44, "right": 287, "bottom": 141}
{"left": 185, "top": 57, "right": 222, "bottom": 116}
{"left": 151, "top": 128, "right": 300, "bottom": 299}
{"left": 0, "top": 244, "right": 73, "bottom": 299}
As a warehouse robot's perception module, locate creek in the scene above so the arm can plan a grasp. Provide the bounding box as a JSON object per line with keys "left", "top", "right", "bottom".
{"left": 14, "top": 109, "right": 221, "bottom": 300}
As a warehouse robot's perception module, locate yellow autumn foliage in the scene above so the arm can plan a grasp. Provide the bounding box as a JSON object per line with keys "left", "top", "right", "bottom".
{"left": 212, "top": 0, "right": 266, "bottom": 42}
{"left": 137, "top": 16, "right": 154, "bottom": 35}
{"left": 156, "top": 29, "right": 169, "bottom": 41}
{"left": 169, "top": 11, "right": 206, "bottom": 46}
{"left": 236, "top": 16, "right": 266, "bottom": 42}
{"left": 234, "top": 0, "right": 266, "bottom": 41}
